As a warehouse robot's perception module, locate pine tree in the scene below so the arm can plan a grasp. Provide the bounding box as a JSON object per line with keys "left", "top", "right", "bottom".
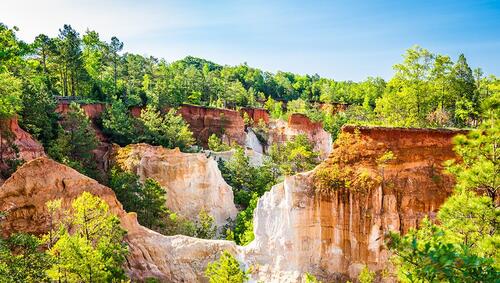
{"left": 205, "top": 250, "right": 248, "bottom": 283}
{"left": 46, "top": 192, "right": 128, "bottom": 282}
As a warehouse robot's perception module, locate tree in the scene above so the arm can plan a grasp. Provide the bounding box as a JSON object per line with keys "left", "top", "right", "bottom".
{"left": 269, "top": 134, "right": 320, "bottom": 175}
{"left": 452, "top": 54, "right": 479, "bottom": 127}
{"left": 102, "top": 98, "right": 136, "bottom": 145}
{"left": 0, "top": 72, "right": 22, "bottom": 119}
{"left": 0, "top": 233, "right": 52, "bottom": 283}
{"left": 109, "top": 36, "right": 123, "bottom": 95}
{"left": 205, "top": 250, "right": 248, "bottom": 283}
{"left": 208, "top": 133, "right": 231, "bottom": 152}
{"left": 195, "top": 209, "right": 217, "bottom": 239}
{"left": 19, "top": 79, "right": 58, "bottom": 147}
{"left": 56, "top": 25, "right": 85, "bottom": 97}
{"left": 232, "top": 193, "right": 258, "bottom": 245}
{"left": 137, "top": 106, "right": 194, "bottom": 151}
{"left": 46, "top": 192, "right": 128, "bottom": 282}
{"left": 109, "top": 167, "right": 168, "bottom": 230}
{"left": 386, "top": 219, "right": 498, "bottom": 282}
{"left": 375, "top": 46, "right": 435, "bottom": 127}
{"left": 48, "top": 102, "right": 98, "bottom": 176}
{"left": 138, "top": 179, "right": 168, "bottom": 229}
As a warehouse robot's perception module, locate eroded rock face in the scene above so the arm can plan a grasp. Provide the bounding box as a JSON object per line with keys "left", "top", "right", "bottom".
{"left": 240, "top": 107, "right": 270, "bottom": 125}
{"left": 0, "top": 118, "right": 45, "bottom": 162}
{"left": 55, "top": 102, "right": 106, "bottom": 119}
{"left": 111, "top": 143, "right": 237, "bottom": 226}
{"left": 267, "top": 113, "right": 332, "bottom": 159}
{"left": 244, "top": 126, "right": 462, "bottom": 281}
{"left": 0, "top": 157, "right": 237, "bottom": 282}
{"left": 177, "top": 105, "right": 246, "bottom": 147}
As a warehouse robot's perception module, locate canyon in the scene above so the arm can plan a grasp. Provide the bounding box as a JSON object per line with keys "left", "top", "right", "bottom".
{"left": 0, "top": 122, "right": 463, "bottom": 282}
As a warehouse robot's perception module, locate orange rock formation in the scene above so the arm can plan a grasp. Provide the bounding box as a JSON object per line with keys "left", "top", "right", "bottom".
{"left": 245, "top": 125, "right": 464, "bottom": 281}
{"left": 0, "top": 157, "right": 237, "bottom": 282}
{"left": 267, "top": 113, "right": 332, "bottom": 159}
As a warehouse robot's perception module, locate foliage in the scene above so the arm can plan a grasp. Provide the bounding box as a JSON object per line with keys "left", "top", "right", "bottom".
{"left": 304, "top": 272, "right": 321, "bottom": 283}
{"left": 102, "top": 98, "right": 136, "bottom": 145}
{"left": 374, "top": 45, "right": 492, "bottom": 128}
{"left": 19, "top": 78, "right": 59, "bottom": 147}
{"left": 46, "top": 192, "right": 128, "bottom": 282}
{"left": 195, "top": 209, "right": 217, "bottom": 239}
{"left": 137, "top": 106, "right": 195, "bottom": 150}
{"left": 208, "top": 133, "right": 231, "bottom": 152}
{"left": 109, "top": 166, "right": 217, "bottom": 239}
{"left": 314, "top": 130, "right": 382, "bottom": 194}
{"left": 0, "top": 233, "right": 52, "bottom": 283}
{"left": 0, "top": 72, "right": 22, "bottom": 119}
{"left": 445, "top": 119, "right": 499, "bottom": 200}
{"left": 232, "top": 193, "right": 258, "bottom": 245}
{"left": 205, "top": 250, "right": 248, "bottom": 283}
{"left": 109, "top": 167, "right": 168, "bottom": 229}
{"left": 386, "top": 219, "right": 499, "bottom": 282}
{"left": 358, "top": 266, "right": 375, "bottom": 283}
{"left": 47, "top": 102, "right": 99, "bottom": 177}
{"left": 219, "top": 147, "right": 274, "bottom": 207}
{"left": 269, "top": 134, "right": 320, "bottom": 176}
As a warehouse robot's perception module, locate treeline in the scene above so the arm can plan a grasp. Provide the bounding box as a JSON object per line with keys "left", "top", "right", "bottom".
{"left": 1, "top": 22, "right": 498, "bottom": 134}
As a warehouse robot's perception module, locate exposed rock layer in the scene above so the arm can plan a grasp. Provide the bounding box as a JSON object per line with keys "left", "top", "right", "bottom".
{"left": 176, "top": 105, "right": 246, "bottom": 147}
{"left": 0, "top": 157, "right": 237, "bottom": 282}
{"left": 245, "top": 126, "right": 463, "bottom": 281}
{"left": 267, "top": 113, "right": 332, "bottom": 159}
{"left": 240, "top": 107, "right": 270, "bottom": 125}
{"left": 0, "top": 118, "right": 45, "bottom": 162}
{"left": 111, "top": 143, "right": 237, "bottom": 226}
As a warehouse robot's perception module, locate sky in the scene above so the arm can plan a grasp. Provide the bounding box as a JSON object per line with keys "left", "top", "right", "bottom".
{"left": 1, "top": 0, "right": 499, "bottom": 81}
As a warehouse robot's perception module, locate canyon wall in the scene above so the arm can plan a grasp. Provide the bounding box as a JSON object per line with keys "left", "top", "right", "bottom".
{"left": 111, "top": 143, "right": 237, "bottom": 226}
{"left": 0, "top": 118, "right": 45, "bottom": 161}
{"left": 244, "top": 126, "right": 463, "bottom": 281}
{"left": 55, "top": 102, "right": 106, "bottom": 120}
{"left": 267, "top": 113, "right": 332, "bottom": 159}
{"left": 0, "top": 157, "right": 237, "bottom": 282}
{"left": 176, "top": 105, "right": 246, "bottom": 147}
{"left": 240, "top": 107, "right": 270, "bottom": 125}
{"left": 0, "top": 125, "right": 465, "bottom": 282}
{"left": 0, "top": 117, "right": 45, "bottom": 184}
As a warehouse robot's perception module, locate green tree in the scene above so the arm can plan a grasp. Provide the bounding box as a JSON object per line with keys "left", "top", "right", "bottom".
{"left": 56, "top": 24, "right": 85, "bottom": 97}
{"left": 205, "top": 250, "right": 248, "bottom": 283}
{"left": 358, "top": 266, "right": 375, "bottom": 283}
{"left": 195, "top": 209, "right": 217, "bottom": 239}
{"left": 48, "top": 102, "right": 99, "bottom": 176}
{"left": 208, "top": 133, "right": 231, "bottom": 152}
{"left": 0, "top": 233, "right": 52, "bottom": 283}
{"left": 46, "top": 192, "right": 128, "bottom": 282}
{"left": 269, "top": 134, "right": 320, "bottom": 176}
{"left": 109, "top": 36, "right": 123, "bottom": 95}
{"left": 138, "top": 179, "right": 168, "bottom": 229}
{"left": 138, "top": 106, "right": 195, "bottom": 151}
{"left": 0, "top": 72, "right": 22, "bottom": 119}
{"left": 452, "top": 54, "right": 479, "bottom": 127}
{"left": 232, "top": 193, "right": 258, "bottom": 245}
{"left": 19, "top": 79, "right": 58, "bottom": 147}
{"left": 102, "top": 98, "right": 136, "bottom": 145}
{"left": 109, "top": 167, "right": 168, "bottom": 230}
{"left": 375, "top": 46, "right": 434, "bottom": 127}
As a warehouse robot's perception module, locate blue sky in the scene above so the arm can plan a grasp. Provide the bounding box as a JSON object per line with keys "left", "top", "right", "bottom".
{"left": 1, "top": 0, "right": 499, "bottom": 80}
